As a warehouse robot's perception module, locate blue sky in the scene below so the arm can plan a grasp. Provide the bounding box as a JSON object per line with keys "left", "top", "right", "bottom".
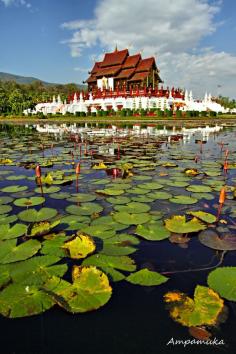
{"left": 0, "top": 0, "right": 236, "bottom": 97}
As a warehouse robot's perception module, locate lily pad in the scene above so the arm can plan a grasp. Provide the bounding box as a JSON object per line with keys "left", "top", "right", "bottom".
{"left": 126, "top": 268, "right": 168, "bottom": 286}
{"left": 114, "top": 202, "right": 150, "bottom": 214}
{"left": 81, "top": 225, "right": 116, "bottom": 240}
{"left": 1, "top": 185, "right": 28, "bottom": 193}
{"left": 164, "top": 285, "right": 224, "bottom": 327}
{"left": 48, "top": 266, "right": 112, "bottom": 313}
{"left": 169, "top": 195, "right": 198, "bottom": 204}
{"left": 113, "top": 212, "right": 151, "bottom": 225}
{"left": 67, "top": 194, "right": 96, "bottom": 203}
{"left": 14, "top": 196, "right": 45, "bottom": 207}
{"left": 66, "top": 203, "right": 103, "bottom": 216}
{"left": 82, "top": 254, "right": 136, "bottom": 272}
{"left": 96, "top": 189, "right": 124, "bottom": 196}
{"left": 198, "top": 230, "right": 236, "bottom": 250}
{"left": 63, "top": 234, "right": 96, "bottom": 259}
{"left": 186, "top": 185, "right": 212, "bottom": 193}
{"left": 207, "top": 267, "right": 236, "bottom": 301}
{"left": 165, "top": 215, "right": 206, "bottom": 233}
{"left": 106, "top": 196, "right": 131, "bottom": 204}
{"left": 0, "top": 283, "right": 55, "bottom": 318}
{"left": 0, "top": 224, "right": 27, "bottom": 240}
{"left": 187, "top": 211, "right": 216, "bottom": 223}
{"left": 18, "top": 208, "right": 57, "bottom": 223}
{"left": 0, "top": 239, "right": 41, "bottom": 264}
{"left": 0, "top": 196, "right": 13, "bottom": 205}
{"left": 34, "top": 186, "right": 61, "bottom": 194}
{"left": 0, "top": 205, "right": 12, "bottom": 214}
{"left": 135, "top": 222, "right": 170, "bottom": 241}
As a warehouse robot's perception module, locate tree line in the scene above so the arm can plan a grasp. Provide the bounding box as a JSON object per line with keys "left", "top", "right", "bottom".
{"left": 0, "top": 80, "right": 85, "bottom": 115}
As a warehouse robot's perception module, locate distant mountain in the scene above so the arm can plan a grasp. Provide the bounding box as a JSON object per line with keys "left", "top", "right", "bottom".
{"left": 0, "top": 72, "right": 86, "bottom": 88}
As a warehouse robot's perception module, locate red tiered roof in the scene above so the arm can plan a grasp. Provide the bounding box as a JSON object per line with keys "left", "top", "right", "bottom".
{"left": 122, "top": 54, "right": 141, "bottom": 69}
{"left": 136, "top": 58, "right": 155, "bottom": 72}
{"left": 128, "top": 72, "right": 149, "bottom": 81}
{"left": 96, "top": 65, "right": 122, "bottom": 77}
{"left": 115, "top": 68, "right": 136, "bottom": 79}
{"left": 100, "top": 49, "right": 129, "bottom": 67}
{"left": 85, "top": 49, "right": 162, "bottom": 84}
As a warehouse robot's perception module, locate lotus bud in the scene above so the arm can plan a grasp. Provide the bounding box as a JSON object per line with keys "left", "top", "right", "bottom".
{"left": 75, "top": 163, "right": 80, "bottom": 175}
{"left": 223, "top": 160, "right": 228, "bottom": 173}
{"left": 35, "top": 165, "right": 41, "bottom": 178}
{"left": 219, "top": 187, "right": 226, "bottom": 204}
{"left": 225, "top": 149, "right": 229, "bottom": 158}
{"left": 112, "top": 168, "right": 118, "bottom": 178}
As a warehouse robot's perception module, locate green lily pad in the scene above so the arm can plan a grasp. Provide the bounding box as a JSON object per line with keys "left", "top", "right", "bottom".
{"left": 0, "top": 224, "right": 27, "bottom": 240}
{"left": 186, "top": 185, "right": 212, "bottom": 193}
{"left": 60, "top": 215, "right": 90, "bottom": 231}
{"left": 41, "top": 234, "right": 68, "bottom": 258}
{"left": 166, "top": 181, "right": 189, "bottom": 188}
{"left": 187, "top": 211, "right": 216, "bottom": 223}
{"left": 18, "top": 208, "right": 57, "bottom": 223}
{"left": 207, "top": 267, "right": 236, "bottom": 301}
{"left": 126, "top": 269, "right": 168, "bottom": 286}
{"left": 66, "top": 203, "right": 103, "bottom": 216}
{"left": 169, "top": 195, "right": 198, "bottom": 204}
{"left": 0, "top": 205, "right": 12, "bottom": 214}
{"left": 67, "top": 194, "right": 97, "bottom": 203}
{"left": 135, "top": 221, "right": 170, "bottom": 241}
{"left": 150, "top": 191, "right": 172, "bottom": 200}
{"left": 0, "top": 283, "right": 55, "bottom": 318}
{"left": 34, "top": 186, "right": 61, "bottom": 194}
{"left": 96, "top": 189, "right": 124, "bottom": 196}
{"left": 82, "top": 254, "right": 136, "bottom": 272}
{"left": 47, "top": 266, "right": 112, "bottom": 313}
{"left": 63, "top": 234, "right": 96, "bottom": 259}
{"left": 140, "top": 182, "right": 163, "bottom": 190}
{"left": 81, "top": 225, "right": 116, "bottom": 240}
{"left": 0, "top": 239, "right": 41, "bottom": 264}
{"left": 0, "top": 196, "right": 13, "bottom": 205}
{"left": 114, "top": 202, "right": 151, "bottom": 214}
{"left": 106, "top": 196, "right": 131, "bottom": 204}
{"left": 7, "top": 255, "right": 67, "bottom": 285}
{"left": 113, "top": 212, "right": 151, "bottom": 225}
{"left": 49, "top": 192, "right": 71, "bottom": 200}
{"left": 1, "top": 185, "right": 28, "bottom": 193}
{"left": 91, "top": 216, "right": 127, "bottom": 231}
{"left": 14, "top": 196, "right": 45, "bottom": 207}
{"left": 165, "top": 215, "right": 206, "bottom": 233}
{"left": 190, "top": 192, "right": 214, "bottom": 201}
{"left": 0, "top": 214, "right": 18, "bottom": 225}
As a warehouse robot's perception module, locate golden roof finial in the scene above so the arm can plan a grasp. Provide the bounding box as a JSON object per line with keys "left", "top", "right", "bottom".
{"left": 114, "top": 44, "right": 118, "bottom": 52}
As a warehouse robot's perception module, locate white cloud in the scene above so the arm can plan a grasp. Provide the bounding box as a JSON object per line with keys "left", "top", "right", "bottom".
{"left": 62, "top": 0, "right": 236, "bottom": 97}
{"left": 1, "top": 0, "right": 31, "bottom": 8}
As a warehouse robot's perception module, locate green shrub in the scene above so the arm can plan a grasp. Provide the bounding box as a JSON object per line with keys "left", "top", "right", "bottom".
{"left": 176, "top": 110, "right": 182, "bottom": 118}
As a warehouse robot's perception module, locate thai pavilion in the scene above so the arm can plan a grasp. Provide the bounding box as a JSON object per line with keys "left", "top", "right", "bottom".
{"left": 85, "top": 48, "right": 163, "bottom": 91}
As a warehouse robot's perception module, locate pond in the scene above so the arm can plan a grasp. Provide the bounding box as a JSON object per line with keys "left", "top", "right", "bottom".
{"left": 0, "top": 122, "right": 236, "bottom": 354}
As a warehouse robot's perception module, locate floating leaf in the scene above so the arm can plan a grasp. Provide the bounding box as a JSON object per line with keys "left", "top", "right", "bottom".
{"left": 0, "top": 283, "right": 55, "bottom": 318}
{"left": 0, "top": 214, "right": 17, "bottom": 225}
{"left": 114, "top": 202, "right": 150, "bottom": 214}
{"left": 60, "top": 215, "right": 90, "bottom": 231}
{"left": 126, "top": 268, "right": 168, "bottom": 286}
{"left": 0, "top": 239, "right": 41, "bottom": 264}
{"left": 14, "top": 197, "right": 45, "bottom": 207}
{"left": 27, "top": 219, "right": 60, "bottom": 237}
{"left": 164, "top": 285, "right": 224, "bottom": 327}
{"left": 66, "top": 203, "right": 103, "bottom": 216}
{"left": 81, "top": 225, "right": 116, "bottom": 240}
{"left": 135, "top": 222, "right": 170, "bottom": 241}
{"left": 96, "top": 188, "right": 124, "bottom": 196}
{"left": 198, "top": 230, "right": 236, "bottom": 250}
{"left": 0, "top": 205, "right": 12, "bottom": 214}
{"left": 187, "top": 211, "right": 216, "bottom": 223}
{"left": 186, "top": 185, "right": 212, "bottom": 193}
{"left": 165, "top": 215, "right": 206, "bottom": 233}
{"left": 0, "top": 196, "right": 13, "bottom": 205}
{"left": 82, "top": 254, "right": 136, "bottom": 272}
{"left": 34, "top": 186, "right": 60, "bottom": 194}
{"left": 1, "top": 185, "right": 28, "bottom": 193}
{"left": 113, "top": 212, "right": 151, "bottom": 225}
{"left": 106, "top": 196, "right": 131, "bottom": 204}
{"left": 18, "top": 207, "right": 57, "bottom": 223}
{"left": 47, "top": 266, "right": 112, "bottom": 313}
{"left": 207, "top": 267, "right": 236, "bottom": 301}
{"left": 169, "top": 195, "right": 198, "bottom": 204}
{"left": 67, "top": 194, "right": 96, "bottom": 203}
{"left": 0, "top": 224, "right": 27, "bottom": 240}
{"left": 63, "top": 234, "right": 96, "bottom": 259}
